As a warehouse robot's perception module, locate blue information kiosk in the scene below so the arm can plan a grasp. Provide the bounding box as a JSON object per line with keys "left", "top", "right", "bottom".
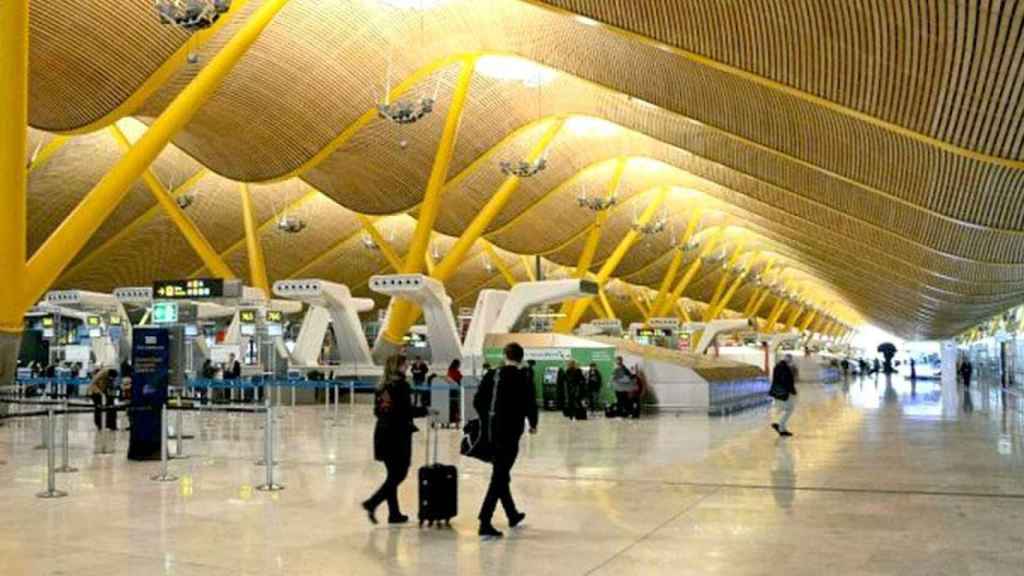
{"left": 128, "top": 327, "right": 171, "bottom": 461}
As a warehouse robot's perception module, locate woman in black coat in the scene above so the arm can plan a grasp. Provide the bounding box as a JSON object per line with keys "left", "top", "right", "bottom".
{"left": 362, "top": 354, "right": 427, "bottom": 524}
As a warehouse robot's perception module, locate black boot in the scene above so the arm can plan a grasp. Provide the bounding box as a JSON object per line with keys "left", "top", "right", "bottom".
{"left": 479, "top": 523, "right": 504, "bottom": 539}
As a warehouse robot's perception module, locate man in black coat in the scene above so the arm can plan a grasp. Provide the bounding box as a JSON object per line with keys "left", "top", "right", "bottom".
{"left": 769, "top": 354, "right": 798, "bottom": 437}
{"left": 474, "top": 342, "right": 538, "bottom": 539}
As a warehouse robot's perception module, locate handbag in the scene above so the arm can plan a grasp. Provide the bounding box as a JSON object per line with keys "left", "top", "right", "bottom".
{"left": 460, "top": 370, "right": 501, "bottom": 463}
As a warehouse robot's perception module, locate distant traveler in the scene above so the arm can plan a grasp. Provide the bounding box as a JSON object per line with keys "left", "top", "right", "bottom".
{"left": 769, "top": 354, "right": 798, "bottom": 437}
{"left": 564, "top": 360, "right": 586, "bottom": 420}
{"left": 959, "top": 359, "right": 973, "bottom": 388}
{"left": 872, "top": 358, "right": 881, "bottom": 375}
{"left": 474, "top": 342, "right": 538, "bottom": 539}
{"left": 225, "top": 353, "right": 241, "bottom": 379}
{"left": 87, "top": 368, "right": 118, "bottom": 451}
{"left": 411, "top": 356, "right": 429, "bottom": 388}
{"left": 447, "top": 359, "right": 463, "bottom": 385}
{"left": 909, "top": 358, "right": 917, "bottom": 380}
{"left": 612, "top": 357, "right": 635, "bottom": 417}
{"left": 586, "top": 363, "right": 603, "bottom": 411}
{"left": 362, "top": 354, "right": 428, "bottom": 525}
{"left": 840, "top": 358, "right": 850, "bottom": 377}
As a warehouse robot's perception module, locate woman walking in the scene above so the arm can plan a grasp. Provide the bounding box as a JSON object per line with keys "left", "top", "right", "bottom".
{"left": 362, "top": 354, "right": 428, "bottom": 524}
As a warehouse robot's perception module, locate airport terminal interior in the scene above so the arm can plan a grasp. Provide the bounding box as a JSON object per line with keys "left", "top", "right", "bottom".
{"left": 2, "top": 1, "right": 1024, "bottom": 574}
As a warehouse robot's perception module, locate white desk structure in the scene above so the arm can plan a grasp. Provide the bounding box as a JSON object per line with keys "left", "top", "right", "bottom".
{"left": 370, "top": 274, "right": 462, "bottom": 367}
{"left": 273, "top": 279, "right": 374, "bottom": 369}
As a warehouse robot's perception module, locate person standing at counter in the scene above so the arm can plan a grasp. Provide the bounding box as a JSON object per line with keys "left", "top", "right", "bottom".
{"left": 586, "top": 363, "right": 603, "bottom": 412}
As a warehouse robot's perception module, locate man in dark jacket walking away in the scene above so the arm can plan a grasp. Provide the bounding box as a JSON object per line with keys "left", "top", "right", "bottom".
{"left": 769, "top": 354, "right": 798, "bottom": 437}
{"left": 474, "top": 342, "right": 538, "bottom": 539}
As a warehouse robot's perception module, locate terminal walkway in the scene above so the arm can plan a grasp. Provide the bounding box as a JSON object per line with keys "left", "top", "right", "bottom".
{"left": 1, "top": 375, "right": 1022, "bottom": 575}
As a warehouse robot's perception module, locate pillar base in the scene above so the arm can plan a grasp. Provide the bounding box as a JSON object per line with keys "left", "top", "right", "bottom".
{"left": 372, "top": 336, "right": 403, "bottom": 365}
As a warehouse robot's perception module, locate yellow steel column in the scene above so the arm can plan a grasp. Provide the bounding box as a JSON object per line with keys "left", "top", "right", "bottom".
{"left": 588, "top": 299, "right": 608, "bottom": 320}
{"left": 597, "top": 288, "right": 617, "bottom": 320}
{"left": 27, "top": 136, "right": 69, "bottom": 173}
{"left": 556, "top": 187, "right": 669, "bottom": 332}
{"left": 521, "top": 255, "right": 537, "bottom": 282}
{"left": 710, "top": 253, "right": 769, "bottom": 320}
{"left": 239, "top": 184, "right": 270, "bottom": 295}
{"left": 651, "top": 209, "right": 702, "bottom": 314}
{"left": 783, "top": 305, "right": 805, "bottom": 332}
{"left": 23, "top": 0, "right": 292, "bottom": 309}
{"left": 628, "top": 287, "right": 651, "bottom": 321}
{"left": 702, "top": 242, "right": 747, "bottom": 321}
{"left": 357, "top": 215, "right": 403, "bottom": 272}
{"left": 574, "top": 157, "right": 626, "bottom": 276}
{"left": 0, "top": 0, "right": 28, "bottom": 331}
{"left": 109, "top": 125, "right": 235, "bottom": 279}
{"left": 766, "top": 301, "right": 791, "bottom": 332}
{"left": 742, "top": 288, "right": 764, "bottom": 317}
{"left": 799, "top": 310, "right": 818, "bottom": 333}
{"left": 676, "top": 300, "right": 693, "bottom": 324}
{"left": 653, "top": 231, "right": 724, "bottom": 318}
{"left": 431, "top": 118, "right": 564, "bottom": 282}
{"left": 481, "top": 241, "right": 517, "bottom": 287}
{"left": 381, "top": 58, "right": 477, "bottom": 346}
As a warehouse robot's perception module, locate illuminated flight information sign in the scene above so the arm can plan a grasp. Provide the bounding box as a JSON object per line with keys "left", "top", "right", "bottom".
{"left": 239, "top": 309, "right": 258, "bottom": 324}
{"left": 153, "top": 279, "right": 224, "bottom": 299}
{"left": 265, "top": 310, "right": 283, "bottom": 323}
{"left": 86, "top": 316, "right": 102, "bottom": 327}
{"left": 152, "top": 302, "right": 179, "bottom": 324}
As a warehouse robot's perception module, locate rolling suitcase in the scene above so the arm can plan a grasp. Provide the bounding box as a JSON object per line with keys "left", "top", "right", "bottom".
{"left": 418, "top": 421, "right": 458, "bottom": 527}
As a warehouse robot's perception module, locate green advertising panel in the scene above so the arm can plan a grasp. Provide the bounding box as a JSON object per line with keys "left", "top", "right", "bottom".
{"left": 484, "top": 344, "right": 616, "bottom": 406}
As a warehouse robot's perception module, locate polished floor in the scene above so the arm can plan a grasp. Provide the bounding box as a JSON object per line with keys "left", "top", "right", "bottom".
{"left": 1, "top": 375, "right": 1023, "bottom": 575}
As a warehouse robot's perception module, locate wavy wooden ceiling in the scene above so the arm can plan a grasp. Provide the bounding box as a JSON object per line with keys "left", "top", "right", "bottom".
{"left": 23, "top": 0, "right": 1024, "bottom": 338}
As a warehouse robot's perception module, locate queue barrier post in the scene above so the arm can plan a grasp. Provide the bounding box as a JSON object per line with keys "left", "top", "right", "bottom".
{"left": 257, "top": 400, "right": 284, "bottom": 492}
{"left": 349, "top": 380, "right": 355, "bottom": 407}
{"left": 174, "top": 404, "right": 188, "bottom": 459}
{"left": 332, "top": 383, "right": 340, "bottom": 427}
{"left": 35, "top": 411, "right": 48, "bottom": 450}
{"left": 151, "top": 404, "right": 178, "bottom": 482}
{"left": 37, "top": 409, "right": 68, "bottom": 499}
{"left": 56, "top": 400, "right": 78, "bottom": 473}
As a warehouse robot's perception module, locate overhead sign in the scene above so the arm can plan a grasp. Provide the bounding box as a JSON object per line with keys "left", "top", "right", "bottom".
{"left": 265, "top": 310, "right": 284, "bottom": 323}
{"left": 648, "top": 317, "right": 680, "bottom": 330}
{"left": 41, "top": 317, "right": 54, "bottom": 328}
{"left": 239, "top": 309, "right": 258, "bottom": 324}
{"left": 151, "top": 302, "right": 179, "bottom": 324}
{"left": 524, "top": 348, "right": 573, "bottom": 362}
{"left": 86, "top": 315, "right": 102, "bottom": 327}
{"left": 591, "top": 319, "right": 623, "bottom": 329}
{"left": 108, "top": 315, "right": 122, "bottom": 326}
{"left": 153, "top": 278, "right": 225, "bottom": 299}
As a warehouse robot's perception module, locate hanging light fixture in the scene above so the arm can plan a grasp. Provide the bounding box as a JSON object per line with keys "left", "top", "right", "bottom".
{"left": 155, "top": 0, "right": 231, "bottom": 31}
{"left": 361, "top": 232, "right": 379, "bottom": 251}
{"left": 277, "top": 214, "right": 307, "bottom": 234}
{"left": 175, "top": 192, "right": 196, "bottom": 210}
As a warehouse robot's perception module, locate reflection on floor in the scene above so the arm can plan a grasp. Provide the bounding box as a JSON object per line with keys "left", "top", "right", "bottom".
{"left": 1, "top": 374, "right": 1023, "bottom": 575}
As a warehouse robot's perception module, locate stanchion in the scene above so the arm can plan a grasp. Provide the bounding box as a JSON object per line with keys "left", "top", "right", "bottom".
{"left": 256, "top": 401, "right": 283, "bottom": 491}
{"left": 332, "top": 383, "right": 340, "bottom": 426}
{"left": 323, "top": 383, "right": 331, "bottom": 423}
{"left": 34, "top": 413, "right": 48, "bottom": 450}
{"left": 174, "top": 407, "right": 188, "bottom": 459}
{"left": 460, "top": 385, "right": 466, "bottom": 427}
{"left": 56, "top": 401, "right": 78, "bottom": 473}
{"left": 349, "top": 381, "right": 355, "bottom": 407}
{"left": 290, "top": 384, "right": 295, "bottom": 407}
{"left": 37, "top": 410, "right": 67, "bottom": 498}
{"left": 151, "top": 404, "right": 178, "bottom": 482}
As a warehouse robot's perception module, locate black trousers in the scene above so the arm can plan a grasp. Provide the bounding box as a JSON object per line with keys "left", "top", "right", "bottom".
{"left": 479, "top": 440, "right": 520, "bottom": 523}
{"left": 367, "top": 457, "right": 410, "bottom": 518}
{"left": 91, "top": 394, "right": 117, "bottom": 430}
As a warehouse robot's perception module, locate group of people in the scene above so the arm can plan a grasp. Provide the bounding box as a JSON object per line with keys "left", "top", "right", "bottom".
{"left": 553, "top": 360, "right": 602, "bottom": 420}
{"left": 363, "top": 343, "right": 536, "bottom": 539}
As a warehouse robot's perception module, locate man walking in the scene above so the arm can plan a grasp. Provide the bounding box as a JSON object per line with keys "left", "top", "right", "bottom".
{"left": 474, "top": 342, "right": 538, "bottom": 539}
{"left": 769, "top": 354, "right": 797, "bottom": 437}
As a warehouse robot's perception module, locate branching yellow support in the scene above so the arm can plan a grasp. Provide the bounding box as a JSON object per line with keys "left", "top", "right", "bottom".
{"left": 0, "top": 0, "right": 27, "bottom": 331}
{"left": 799, "top": 310, "right": 818, "bottom": 333}
{"left": 767, "top": 301, "right": 791, "bottom": 333}
{"left": 357, "top": 215, "right": 403, "bottom": 273}
{"left": 653, "top": 230, "right": 724, "bottom": 318}
{"left": 574, "top": 157, "right": 627, "bottom": 276}
{"left": 382, "top": 116, "right": 565, "bottom": 346}
{"left": 521, "top": 255, "right": 537, "bottom": 282}
{"left": 598, "top": 288, "right": 617, "bottom": 320}
{"left": 676, "top": 300, "right": 693, "bottom": 324}
{"left": 628, "top": 287, "right": 651, "bottom": 321}
{"left": 651, "top": 209, "right": 702, "bottom": 315}
{"left": 481, "top": 241, "right": 517, "bottom": 287}
{"left": 784, "top": 305, "right": 806, "bottom": 332}
{"left": 702, "top": 241, "right": 747, "bottom": 321}
{"left": 239, "top": 183, "right": 270, "bottom": 295}
{"left": 109, "top": 126, "right": 235, "bottom": 279}
{"left": 556, "top": 187, "right": 669, "bottom": 332}
{"left": 588, "top": 299, "right": 608, "bottom": 320}
{"left": 23, "top": 0, "right": 292, "bottom": 310}
{"left": 27, "top": 136, "right": 69, "bottom": 173}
